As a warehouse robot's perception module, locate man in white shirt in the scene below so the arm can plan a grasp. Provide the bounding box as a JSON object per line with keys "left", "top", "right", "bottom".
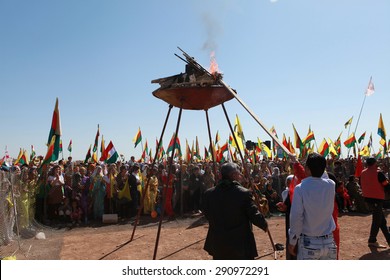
{"left": 288, "top": 153, "right": 337, "bottom": 260}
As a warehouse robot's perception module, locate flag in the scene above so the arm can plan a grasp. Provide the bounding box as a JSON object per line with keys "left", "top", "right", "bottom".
{"left": 93, "top": 125, "right": 100, "bottom": 152}
{"left": 67, "top": 139, "right": 72, "bottom": 153}
{"left": 195, "top": 136, "right": 201, "bottom": 159}
{"left": 30, "top": 145, "right": 36, "bottom": 160}
{"left": 141, "top": 140, "right": 149, "bottom": 161}
{"left": 59, "top": 139, "right": 63, "bottom": 153}
{"left": 292, "top": 124, "right": 304, "bottom": 151}
{"left": 232, "top": 114, "right": 245, "bottom": 150}
{"left": 355, "top": 155, "right": 363, "bottom": 177}
{"left": 99, "top": 135, "right": 106, "bottom": 161}
{"left": 365, "top": 76, "right": 375, "bottom": 96}
{"left": 133, "top": 127, "right": 142, "bottom": 148}
{"left": 303, "top": 131, "right": 315, "bottom": 145}
{"left": 344, "top": 117, "right": 353, "bottom": 129}
{"left": 156, "top": 138, "right": 165, "bottom": 160}
{"left": 358, "top": 132, "right": 366, "bottom": 144}
{"left": 215, "top": 131, "right": 220, "bottom": 144}
{"left": 84, "top": 145, "right": 92, "bottom": 164}
{"left": 344, "top": 133, "right": 356, "bottom": 148}
{"left": 359, "top": 145, "right": 370, "bottom": 157}
{"left": 216, "top": 142, "right": 229, "bottom": 162}
{"left": 377, "top": 113, "right": 386, "bottom": 139}
{"left": 104, "top": 141, "right": 119, "bottom": 164}
{"left": 47, "top": 98, "right": 62, "bottom": 162}
{"left": 318, "top": 139, "right": 329, "bottom": 157}
{"left": 15, "top": 149, "right": 29, "bottom": 166}
{"left": 42, "top": 136, "right": 57, "bottom": 165}
{"left": 185, "top": 139, "right": 192, "bottom": 162}
{"left": 258, "top": 138, "right": 272, "bottom": 159}
{"left": 167, "top": 133, "right": 182, "bottom": 157}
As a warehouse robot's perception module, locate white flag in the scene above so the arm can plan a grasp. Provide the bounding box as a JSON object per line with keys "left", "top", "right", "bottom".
{"left": 365, "top": 77, "right": 375, "bottom": 96}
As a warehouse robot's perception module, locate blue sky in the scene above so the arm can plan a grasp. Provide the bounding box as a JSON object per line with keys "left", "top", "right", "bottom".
{"left": 1, "top": 0, "right": 389, "bottom": 161}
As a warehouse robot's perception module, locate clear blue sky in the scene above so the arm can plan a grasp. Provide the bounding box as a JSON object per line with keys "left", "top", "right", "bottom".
{"left": 1, "top": 0, "right": 389, "bottom": 161}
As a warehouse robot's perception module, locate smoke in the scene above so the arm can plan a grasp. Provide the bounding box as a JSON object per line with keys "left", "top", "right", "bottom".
{"left": 201, "top": 12, "right": 223, "bottom": 53}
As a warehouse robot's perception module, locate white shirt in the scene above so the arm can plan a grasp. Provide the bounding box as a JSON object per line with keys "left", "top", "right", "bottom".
{"left": 289, "top": 176, "right": 336, "bottom": 246}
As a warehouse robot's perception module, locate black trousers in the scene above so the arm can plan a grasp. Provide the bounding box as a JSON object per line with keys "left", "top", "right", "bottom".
{"left": 365, "top": 198, "right": 390, "bottom": 244}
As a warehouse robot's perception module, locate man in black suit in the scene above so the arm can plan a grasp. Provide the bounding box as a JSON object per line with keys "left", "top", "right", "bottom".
{"left": 202, "top": 162, "right": 268, "bottom": 260}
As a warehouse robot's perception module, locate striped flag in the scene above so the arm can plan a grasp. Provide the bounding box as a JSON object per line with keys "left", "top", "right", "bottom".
{"left": 344, "top": 116, "right": 353, "bottom": 129}
{"left": 133, "top": 127, "right": 142, "bottom": 148}
{"left": 67, "top": 139, "right": 72, "bottom": 153}
{"left": 377, "top": 113, "right": 386, "bottom": 139}
{"left": 47, "top": 98, "right": 62, "bottom": 162}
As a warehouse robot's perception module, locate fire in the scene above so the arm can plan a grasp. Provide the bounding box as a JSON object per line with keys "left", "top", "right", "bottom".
{"left": 209, "top": 51, "right": 219, "bottom": 75}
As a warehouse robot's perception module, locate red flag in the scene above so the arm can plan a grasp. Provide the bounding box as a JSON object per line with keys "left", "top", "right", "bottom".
{"left": 354, "top": 155, "right": 363, "bottom": 177}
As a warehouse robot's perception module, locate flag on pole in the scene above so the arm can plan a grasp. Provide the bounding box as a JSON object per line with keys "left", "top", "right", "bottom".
{"left": 104, "top": 141, "right": 119, "bottom": 164}
{"left": 30, "top": 145, "right": 36, "bottom": 160}
{"left": 84, "top": 145, "right": 92, "bottom": 164}
{"left": 357, "top": 132, "right": 366, "bottom": 144}
{"left": 215, "top": 131, "right": 220, "bottom": 144}
{"left": 93, "top": 125, "right": 100, "bottom": 152}
{"left": 133, "top": 127, "right": 142, "bottom": 148}
{"left": 303, "top": 130, "right": 315, "bottom": 145}
{"left": 318, "top": 139, "right": 329, "bottom": 157}
{"left": 355, "top": 155, "right": 363, "bottom": 177}
{"left": 292, "top": 124, "right": 304, "bottom": 151}
{"left": 344, "top": 133, "right": 357, "bottom": 148}
{"left": 365, "top": 76, "right": 375, "bottom": 96}
{"left": 344, "top": 116, "right": 353, "bottom": 129}
{"left": 42, "top": 136, "right": 57, "bottom": 165}
{"left": 258, "top": 138, "right": 272, "bottom": 159}
{"left": 99, "top": 135, "right": 106, "bottom": 161}
{"left": 47, "top": 98, "right": 62, "bottom": 162}
{"left": 67, "top": 139, "right": 72, "bottom": 153}
{"left": 377, "top": 113, "right": 386, "bottom": 140}
{"left": 232, "top": 114, "right": 245, "bottom": 151}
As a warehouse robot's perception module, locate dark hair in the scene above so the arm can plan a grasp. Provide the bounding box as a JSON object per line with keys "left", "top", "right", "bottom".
{"left": 366, "top": 157, "right": 376, "bottom": 166}
{"left": 306, "top": 153, "right": 326, "bottom": 177}
{"left": 220, "top": 163, "right": 238, "bottom": 180}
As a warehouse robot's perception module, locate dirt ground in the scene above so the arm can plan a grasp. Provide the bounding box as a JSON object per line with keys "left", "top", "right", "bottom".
{"left": 1, "top": 211, "right": 390, "bottom": 260}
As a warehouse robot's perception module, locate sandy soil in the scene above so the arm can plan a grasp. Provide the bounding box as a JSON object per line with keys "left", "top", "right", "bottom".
{"left": 1, "top": 211, "right": 390, "bottom": 260}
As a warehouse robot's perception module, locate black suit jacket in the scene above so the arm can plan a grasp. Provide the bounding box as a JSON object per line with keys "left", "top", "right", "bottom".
{"left": 202, "top": 180, "right": 267, "bottom": 259}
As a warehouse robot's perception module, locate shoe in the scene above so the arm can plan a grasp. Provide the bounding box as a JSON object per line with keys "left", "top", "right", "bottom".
{"left": 368, "top": 242, "right": 387, "bottom": 248}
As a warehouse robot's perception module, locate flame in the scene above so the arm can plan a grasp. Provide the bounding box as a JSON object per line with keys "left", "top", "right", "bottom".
{"left": 209, "top": 51, "right": 219, "bottom": 75}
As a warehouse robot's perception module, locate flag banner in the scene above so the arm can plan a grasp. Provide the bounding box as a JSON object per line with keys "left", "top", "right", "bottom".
{"left": 344, "top": 133, "right": 357, "bottom": 148}
{"left": 67, "top": 139, "right": 72, "bottom": 153}
{"left": 84, "top": 145, "right": 92, "bottom": 164}
{"left": 303, "top": 131, "right": 315, "bottom": 145}
{"left": 93, "top": 125, "right": 100, "bottom": 152}
{"left": 365, "top": 77, "right": 375, "bottom": 96}
{"left": 357, "top": 132, "right": 366, "bottom": 144}
{"left": 344, "top": 117, "right": 353, "bottom": 128}
{"left": 377, "top": 113, "right": 386, "bottom": 139}
{"left": 47, "top": 98, "right": 62, "bottom": 161}
{"left": 104, "top": 141, "right": 119, "bottom": 164}
{"left": 100, "top": 135, "right": 106, "bottom": 161}
{"left": 42, "top": 136, "right": 57, "bottom": 165}
{"left": 318, "top": 139, "right": 329, "bottom": 157}
{"left": 133, "top": 127, "right": 142, "bottom": 148}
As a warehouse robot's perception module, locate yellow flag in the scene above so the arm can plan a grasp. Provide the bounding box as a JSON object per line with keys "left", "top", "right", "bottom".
{"left": 232, "top": 115, "right": 245, "bottom": 151}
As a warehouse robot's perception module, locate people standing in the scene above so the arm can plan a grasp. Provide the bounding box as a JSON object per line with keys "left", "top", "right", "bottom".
{"left": 288, "top": 153, "right": 337, "bottom": 260}
{"left": 202, "top": 162, "right": 268, "bottom": 260}
{"left": 360, "top": 157, "right": 390, "bottom": 248}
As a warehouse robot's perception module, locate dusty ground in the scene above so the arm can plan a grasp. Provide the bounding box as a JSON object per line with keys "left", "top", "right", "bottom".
{"left": 1, "top": 211, "right": 390, "bottom": 260}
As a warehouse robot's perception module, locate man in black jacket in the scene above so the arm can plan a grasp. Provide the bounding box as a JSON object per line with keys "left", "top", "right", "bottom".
{"left": 202, "top": 162, "right": 268, "bottom": 260}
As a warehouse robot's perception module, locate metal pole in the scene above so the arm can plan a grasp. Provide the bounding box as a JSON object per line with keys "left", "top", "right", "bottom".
{"left": 205, "top": 110, "right": 217, "bottom": 176}
{"left": 221, "top": 104, "right": 277, "bottom": 259}
{"left": 153, "top": 106, "right": 183, "bottom": 260}
{"left": 219, "top": 80, "right": 293, "bottom": 157}
{"left": 130, "top": 105, "right": 173, "bottom": 242}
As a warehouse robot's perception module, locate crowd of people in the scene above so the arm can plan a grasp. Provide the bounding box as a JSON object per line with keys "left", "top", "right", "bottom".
{"left": 1, "top": 154, "right": 389, "bottom": 257}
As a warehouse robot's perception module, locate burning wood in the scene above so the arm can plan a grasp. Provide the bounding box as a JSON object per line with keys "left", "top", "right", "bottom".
{"left": 151, "top": 47, "right": 233, "bottom": 110}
